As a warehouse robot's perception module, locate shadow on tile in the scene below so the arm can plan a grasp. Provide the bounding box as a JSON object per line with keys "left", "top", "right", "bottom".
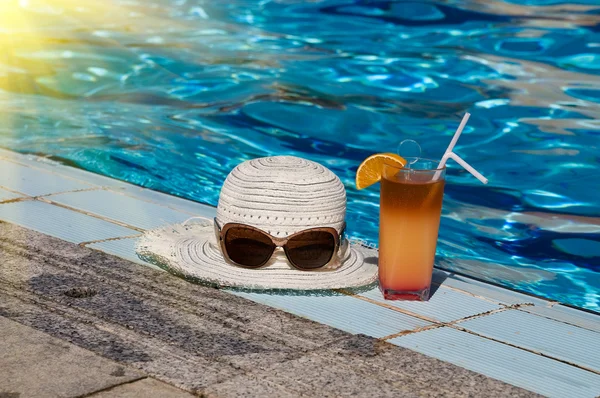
{"left": 429, "top": 269, "right": 449, "bottom": 298}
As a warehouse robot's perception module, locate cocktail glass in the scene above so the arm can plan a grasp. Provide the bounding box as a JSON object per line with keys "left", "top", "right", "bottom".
{"left": 379, "top": 158, "right": 446, "bottom": 301}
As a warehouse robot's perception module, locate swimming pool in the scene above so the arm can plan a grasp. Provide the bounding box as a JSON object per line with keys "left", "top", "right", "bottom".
{"left": 0, "top": 0, "right": 598, "bottom": 312}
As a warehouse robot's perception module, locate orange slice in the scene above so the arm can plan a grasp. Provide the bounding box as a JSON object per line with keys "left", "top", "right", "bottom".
{"left": 356, "top": 153, "right": 406, "bottom": 190}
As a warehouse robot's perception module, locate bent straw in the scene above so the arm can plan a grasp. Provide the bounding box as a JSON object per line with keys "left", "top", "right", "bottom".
{"left": 444, "top": 152, "right": 488, "bottom": 184}
{"left": 433, "top": 112, "right": 488, "bottom": 184}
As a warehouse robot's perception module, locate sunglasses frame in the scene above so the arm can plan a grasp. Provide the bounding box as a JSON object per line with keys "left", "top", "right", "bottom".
{"left": 214, "top": 218, "right": 345, "bottom": 271}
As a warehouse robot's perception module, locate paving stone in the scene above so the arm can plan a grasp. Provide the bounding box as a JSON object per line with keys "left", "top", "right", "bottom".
{"left": 88, "top": 378, "right": 195, "bottom": 397}
{"left": 0, "top": 221, "right": 540, "bottom": 397}
{"left": 0, "top": 316, "right": 143, "bottom": 398}
{"left": 203, "top": 375, "right": 300, "bottom": 398}
{"left": 0, "top": 221, "right": 348, "bottom": 392}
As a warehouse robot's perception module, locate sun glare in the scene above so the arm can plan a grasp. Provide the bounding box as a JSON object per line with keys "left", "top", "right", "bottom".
{"left": 0, "top": 0, "right": 139, "bottom": 34}
{"left": 0, "top": 0, "right": 140, "bottom": 152}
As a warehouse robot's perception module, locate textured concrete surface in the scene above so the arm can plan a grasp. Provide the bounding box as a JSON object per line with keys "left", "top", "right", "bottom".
{"left": 88, "top": 378, "right": 195, "bottom": 397}
{"left": 0, "top": 316, "right": 143, "bottom": 398}
{"left": 0, "top": 221, "right": 539, "bottom": 397}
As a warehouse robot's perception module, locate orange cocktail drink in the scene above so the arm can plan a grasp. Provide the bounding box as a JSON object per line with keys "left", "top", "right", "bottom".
{"left": 379, "top": 158, "right": 446, "bottom": 300}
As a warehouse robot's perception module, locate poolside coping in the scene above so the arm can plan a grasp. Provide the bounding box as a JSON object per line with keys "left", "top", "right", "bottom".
{"left": 0, "top": 148, "right": 599, "bottom": 397}
{"left": 0, "top": 222, "right": 536, "bottom": 397}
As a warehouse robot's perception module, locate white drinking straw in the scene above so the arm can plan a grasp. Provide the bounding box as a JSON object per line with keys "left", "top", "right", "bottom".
{"left": 434, "top": 113, "right": 488, "bottom": 184}
{"left": 440, "top": 112, "right": 471, "bottom": 160}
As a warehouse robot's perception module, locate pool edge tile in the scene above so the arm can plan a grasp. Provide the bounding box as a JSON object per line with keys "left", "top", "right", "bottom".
{"left": 458, "top": 309, "right": 600, "bottom": 373}
{"left": 519, "top": 304, "right": 600, "bottom": 334}
{"left": 0, "top": 148, "right": 134, "bottom": 189}
{"left": 389, "top": 327, "right": 600, "bottom": 398}
{"left": 0, "top": 150, "right": 217, "bottom": 219}
{"left": 438, "top": 272, "right": 557, "bottom": 307}
{"left": 0, "top": 159, "right": 96, "bottom": 197}
{"left": 0, "top": 201, "right": 138, "bottom": 244}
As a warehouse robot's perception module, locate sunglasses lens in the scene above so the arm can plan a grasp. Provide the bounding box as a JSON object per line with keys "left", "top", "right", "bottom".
{"left": 285, "top": 231, "right": 336, "bottom": 269}
{"left": 224, "top": 227, "right": 275, "bottom": 268}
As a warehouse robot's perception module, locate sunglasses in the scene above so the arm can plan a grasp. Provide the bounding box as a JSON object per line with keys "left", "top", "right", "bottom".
{"left": 214, "top": 218, "right": 345, "bottom": 270}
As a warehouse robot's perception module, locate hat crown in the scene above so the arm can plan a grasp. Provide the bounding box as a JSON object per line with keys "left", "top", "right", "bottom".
{"left": 216, "top": 156, "right": 346, "bottom": 237}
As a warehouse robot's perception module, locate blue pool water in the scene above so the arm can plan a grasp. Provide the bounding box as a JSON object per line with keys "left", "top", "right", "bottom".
{"left": 0, "top": 0, "right": 599, "bottom": 312}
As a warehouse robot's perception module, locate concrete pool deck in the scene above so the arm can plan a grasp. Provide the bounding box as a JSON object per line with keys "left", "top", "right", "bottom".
{"left": 0, "top": 147, "right": 599, "bottom": 397}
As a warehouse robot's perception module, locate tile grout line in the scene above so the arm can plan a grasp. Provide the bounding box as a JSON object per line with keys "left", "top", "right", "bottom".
{"left": 0, "top": 184, "right": 29, "bottom": 197}
{"left": 80, "top": 234, "right": 144, "bottom": 247}
{"left": 379, "top": 305, "right": 522, "bottom": 341}
{"left": 0, "top": 197, "right": 31, "bottom": 205}
{"left": 381, "top": 323, "right": 446, "bottom": 339}
{"left": 449, "top": 303, "right": 535, "bottom": 325}
{"left": 447, "top": 323, "right": 600, "bottom": 376}
{"left": 1, "top": 187, "right": 103, "bottom": 205}
{"left": 338, "top": 288, "right": 535, "bottom": 328}
{"left": 41, "top": 187, "right": 105, "bottom": 198}
{"left": 0, "top": 185, "right": 105, "bottom": 203}
{"left": 35, "top": 197, "right": 145, "bottom": 233}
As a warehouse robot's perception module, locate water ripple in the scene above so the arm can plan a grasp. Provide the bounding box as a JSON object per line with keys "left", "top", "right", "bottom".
{"left": 0, "top": 0, "right": 598, "bottom": 312}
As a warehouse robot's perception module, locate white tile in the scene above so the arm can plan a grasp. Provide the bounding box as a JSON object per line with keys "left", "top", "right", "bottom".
{"left": 440, "top": 273, "right": 554, "bottom": 306}
{"left": 232, "top": 291, "right": 430, "bottom": 338}
{"left": 460, "top": 309, "right": 600, "bottom": 372}
{"left": 0, "top": 201, "right": 137, "bottom": 244}
{"left": 391, "top": 327, "right": 600, "bottom": 398}
{"left": 0, "top": 159, "right": 94, "bottom": 196}
{"left": 0, "top": 149, "right": 134, "bottom": 189}
{"left": 520, "top": 304, "right": 600, "bottom": 334}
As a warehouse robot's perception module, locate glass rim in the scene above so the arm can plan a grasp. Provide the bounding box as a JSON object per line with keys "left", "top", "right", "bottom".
{"left": 383, "top": 157, "right": 446, "bottom": 172}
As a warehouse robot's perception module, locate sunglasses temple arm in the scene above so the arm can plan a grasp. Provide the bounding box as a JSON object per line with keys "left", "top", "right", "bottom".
{"left": 213, "top": 218, "right": 222, "bottom": 243}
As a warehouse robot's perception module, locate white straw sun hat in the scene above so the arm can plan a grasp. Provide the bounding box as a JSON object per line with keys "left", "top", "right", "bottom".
{"left": 136, "top": 156, "right": 378, "bottom": 290}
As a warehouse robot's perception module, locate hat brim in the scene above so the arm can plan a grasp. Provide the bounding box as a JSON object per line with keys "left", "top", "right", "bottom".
{"left": 136, "top": 218, "right": 378, "bottom": 290}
